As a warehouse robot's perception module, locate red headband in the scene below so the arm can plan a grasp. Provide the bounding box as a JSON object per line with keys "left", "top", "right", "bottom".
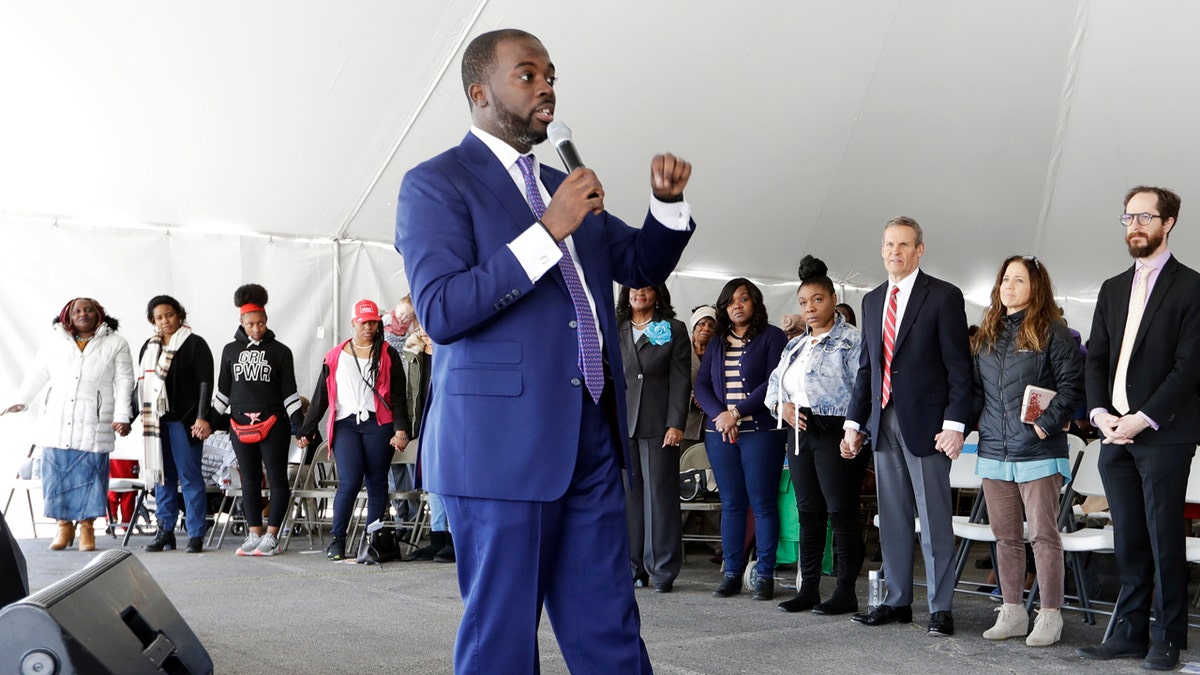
{"left": 239, "top": 303, "right": 265, "bottom": 315}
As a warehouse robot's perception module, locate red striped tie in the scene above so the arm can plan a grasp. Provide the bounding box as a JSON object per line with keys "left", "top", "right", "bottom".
{"left": 881, "top": 286, "right": 899, "bottom": 408}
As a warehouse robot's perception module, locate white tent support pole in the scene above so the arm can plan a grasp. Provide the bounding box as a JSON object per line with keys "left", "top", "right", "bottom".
{"left": 1033, "top": 1, "right": 1090, "bottom": 253}
{"left": 332, "top": 239, "right": 342, "bottom": 343}
{"left": 331, "top": 0, "right": 493, "bottom": 240}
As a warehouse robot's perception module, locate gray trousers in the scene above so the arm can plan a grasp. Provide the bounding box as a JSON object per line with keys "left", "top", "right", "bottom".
{"left": 874, "top": 407, "right": 956, "bottom": 613}
{"left": 624, "top": 437, "right": 682, "bottom": 585}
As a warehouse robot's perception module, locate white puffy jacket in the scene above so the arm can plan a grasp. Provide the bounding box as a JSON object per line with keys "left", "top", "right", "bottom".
{"left": 16, "top": 321, "right": 135, "bottom": 453}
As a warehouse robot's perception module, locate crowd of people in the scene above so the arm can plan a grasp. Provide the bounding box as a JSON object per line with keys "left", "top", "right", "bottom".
{"left": 6, "top": 23, "right": 1197, "bottom": 673}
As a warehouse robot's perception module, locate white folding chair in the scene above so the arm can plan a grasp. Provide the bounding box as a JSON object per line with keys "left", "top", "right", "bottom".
{"left": 1051, "top": 440, "right": 1114, "bottom": 626}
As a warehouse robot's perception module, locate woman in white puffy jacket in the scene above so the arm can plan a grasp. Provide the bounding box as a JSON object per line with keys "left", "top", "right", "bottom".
{"left": 6, "top": 298, "right": 134, "bottom": 552}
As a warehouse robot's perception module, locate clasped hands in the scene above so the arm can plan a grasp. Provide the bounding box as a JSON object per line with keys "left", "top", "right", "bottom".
{"left": 839, "top": 428, "right": 965, "bottom": 459}
{"left": 1093, "top": 411, "right": 1148, "bottom": 445}
{"left": 539, "top": 154, "right": 691, "bottom": 242}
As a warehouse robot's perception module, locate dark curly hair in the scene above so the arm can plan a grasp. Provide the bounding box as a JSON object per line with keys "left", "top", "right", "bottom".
{"left": 615, "top": 285, "right": 677, "bottom": 323}
{"left": 233, "top": 283, "right": 269, "bottom": 308}
{"left": 714, "top": 277, "right": 768, "bottom": 340}
{"left": 146, "top": 295, "right": 187, "bottom": 323}
{"left": 797, "top": 255, "right": 835, "bottom": 296}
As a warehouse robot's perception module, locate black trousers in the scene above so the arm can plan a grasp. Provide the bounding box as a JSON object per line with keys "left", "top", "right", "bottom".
{"left": 231, "top": 419, "right": 292, "bottom": 530}
{"left": 787, "top": 412, "right": 869, "bottom": 596}
{"left": 1099, "top": 440, "right": 1195, "bottom": 648}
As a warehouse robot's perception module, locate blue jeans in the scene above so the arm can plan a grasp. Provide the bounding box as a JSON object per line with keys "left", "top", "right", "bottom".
{"left": 155, "top": 421, "right": 208, "bottom": 538}
{"left": 706, "top": 429, "right": 786, "bottom": 579}
{"left": 427, "top": 491, "right": 449, "bottom": 532}
{"left": 331, "top": 414, "right": 394, "bottom": 539}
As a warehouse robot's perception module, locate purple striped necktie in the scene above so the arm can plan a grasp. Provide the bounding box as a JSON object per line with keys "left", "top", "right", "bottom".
{"left": 516, "top": 154, "right": 604, "bottom": 403}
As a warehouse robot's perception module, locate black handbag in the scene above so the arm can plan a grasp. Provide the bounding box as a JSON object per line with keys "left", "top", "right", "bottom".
{"left": 356, "top": 522, "right": 399, "bottom": 564}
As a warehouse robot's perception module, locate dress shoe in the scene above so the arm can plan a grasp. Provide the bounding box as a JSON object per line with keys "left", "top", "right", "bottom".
{"left": 1076, "top": 640, "right": 1149, "bottom": 661}
{"left": 633, "top": 573, "right": 650, "bottom": 588}
{"left": 812, "top": 594, "right": 858, "bottom": 616}
{"left": 185, "top": 537, "right": 204, "bottom": 553}
{"left": 777, "top": 593, "right": 820, "bottom": 613}
{"left": 851, "top": 604, "right": 913, "bottom": 626}
{"left": 752, "top": 578, "right": 775, "bottom": 601}
{"left": 653, "top": 581, "right": 673, "bottom": 593}
{"left": 1141, "top": 642, "right": 1180, "bottom": 671}
{"left": 712, "top": 576, "right": 742, "bottom": 598}
{"left": 927, "top": 610, "right": 955, "bottom": 637}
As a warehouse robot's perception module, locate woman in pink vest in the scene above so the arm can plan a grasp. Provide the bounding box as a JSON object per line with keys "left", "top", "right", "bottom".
{"left": 297, "top": 299, "right": 410, "bottom": 560}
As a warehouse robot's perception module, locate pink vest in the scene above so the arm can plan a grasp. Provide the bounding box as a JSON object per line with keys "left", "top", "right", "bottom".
{"left": 321, "top": 341, "right": 394, "bottom": 451}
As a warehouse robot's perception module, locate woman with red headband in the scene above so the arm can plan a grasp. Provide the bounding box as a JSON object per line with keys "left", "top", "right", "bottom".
{"left": 6, "top": 298, "right": 134, "bottom": 551}
{"left": 213, "top": 284, "right": 303, "bottom": 557}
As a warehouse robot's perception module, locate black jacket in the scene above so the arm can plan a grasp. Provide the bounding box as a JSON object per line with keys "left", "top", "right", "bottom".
{"left": 971, "top": 311, "right": 1084, "bottom": 462}
{"left": 138, "top": 333, "right": 214, "bottom": 428}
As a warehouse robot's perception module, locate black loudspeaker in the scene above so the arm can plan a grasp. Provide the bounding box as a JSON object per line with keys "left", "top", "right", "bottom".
{"left": 0, "top": 549, "right": 213, "bottom": 674}
{"left": 0, "top": 508, "right": 30, "bottom": 608}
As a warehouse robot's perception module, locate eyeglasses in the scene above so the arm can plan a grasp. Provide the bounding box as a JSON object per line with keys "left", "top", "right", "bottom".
{"left": 1120, "top": 212, "right": 1163, "bottom": 227}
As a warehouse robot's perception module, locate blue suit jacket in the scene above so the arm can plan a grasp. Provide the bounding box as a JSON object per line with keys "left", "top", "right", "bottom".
{"left": 395, "top": 133, "right": 694, "bottom": 501}
{"left": 846, "top": 270, "right": 972, "bottom": 456}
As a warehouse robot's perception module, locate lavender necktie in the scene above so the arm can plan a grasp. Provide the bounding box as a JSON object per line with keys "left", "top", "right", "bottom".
{"left": 516, "top": 154, "right": 604, "bottom": 403}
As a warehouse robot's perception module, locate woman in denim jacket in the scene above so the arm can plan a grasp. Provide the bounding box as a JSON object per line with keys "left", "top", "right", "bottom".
{"left": 766, "top": 256, "right": 869, "bottom": 616}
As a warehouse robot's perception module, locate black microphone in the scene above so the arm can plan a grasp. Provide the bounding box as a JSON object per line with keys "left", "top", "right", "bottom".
{"left": 547, "top": 121, "right": 584, "bottom": 173}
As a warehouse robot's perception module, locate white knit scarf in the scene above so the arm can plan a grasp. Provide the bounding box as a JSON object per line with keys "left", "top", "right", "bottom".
{"left": 139, "top": 326, "right": 192, "bottom": 485}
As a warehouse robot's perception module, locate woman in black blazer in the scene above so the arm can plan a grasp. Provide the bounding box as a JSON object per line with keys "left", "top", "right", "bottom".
{"left": 617, "top": 285, "right": 691, "bottom": 593}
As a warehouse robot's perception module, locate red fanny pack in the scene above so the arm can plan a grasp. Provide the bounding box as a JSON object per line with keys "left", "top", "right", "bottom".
{"left": 229, "top": 414, "right": 278, "bottom": 444}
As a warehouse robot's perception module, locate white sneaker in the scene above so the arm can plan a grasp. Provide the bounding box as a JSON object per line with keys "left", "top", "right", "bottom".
{"left": 1026, "top": 608, "right": 1063, "bottom": 647}
{"left": 252, "top": 532, "right": 279, "bottom": 557}
{"left": 982, "top": 603, "right": 1028, "bottom": 640}
{"left": 235, "top": 532, "right": 262, "bottom": 557}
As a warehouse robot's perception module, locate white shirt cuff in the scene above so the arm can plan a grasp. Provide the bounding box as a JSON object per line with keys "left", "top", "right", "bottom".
{"left": 942, "top": 420, "right": 966, "bottom": 434}
{"left": 843, "top": 420, "right": 861, "bottom": 433}
{"left": 649, "top": 197, "right": 692, "bottom": 231}
{"left": 506, "top": 223, "right": 563, "bottom": 283}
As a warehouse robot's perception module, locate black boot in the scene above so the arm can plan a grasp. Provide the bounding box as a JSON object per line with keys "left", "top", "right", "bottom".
{"left": 409, "top": 531, "right": 444, "bottom": 561}
{"left": 433, "top": 532, "right": 456, "bottom": 563}
{"left": 326, "top": 535, "right": 346, "bottom": 561}
{"left": 814, "top": 510, "right": 863, "bottom": 615}
{"left": 144, "top": 526, "right": 176, "bottom": 552}
{"left": 787, "top": 511, "right": 827, "bottom": 609}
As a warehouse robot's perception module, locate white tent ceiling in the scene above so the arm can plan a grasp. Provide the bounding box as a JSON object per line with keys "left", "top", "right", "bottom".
{"left": 2, "top": 0, "right": 1198, "bottom": 403}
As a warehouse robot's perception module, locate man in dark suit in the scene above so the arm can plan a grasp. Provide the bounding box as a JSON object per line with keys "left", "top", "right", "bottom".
{"left": 1076, "top": 186, "right": 1200, "bottom": 671}
{"left": 841, "top": 216, "right": 972, "bottom": 637}
{"left": 618, "top": 286, "right": 692, "bottom": 593}
{"left": 395, "top": 29, "right": 694, "bottom": 673}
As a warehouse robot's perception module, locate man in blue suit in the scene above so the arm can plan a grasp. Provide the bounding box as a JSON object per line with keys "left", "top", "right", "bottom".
{"left": 841, "top": 216, "right": 972, "bottom": 637}
{"left": 395, "top": 28, "right": 694, "bottom": 673}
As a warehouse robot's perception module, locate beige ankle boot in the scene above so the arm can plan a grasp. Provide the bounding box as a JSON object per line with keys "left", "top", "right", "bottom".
{"left": 49, "top": 520, "right": 75, "bottom": 550}
{"left": 1025, "top": 608, "right": 1063, "bottom": 647}
{"left": 982, "top": 603, "right": 1028, "bottom": 640}
{"left": 78, "top": 519, "right": 96, "bottom": 552}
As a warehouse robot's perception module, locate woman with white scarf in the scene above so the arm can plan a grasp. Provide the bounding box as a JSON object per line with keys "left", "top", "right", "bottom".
{"left": 138, "top": 295, "right": 214, "bottom": 554}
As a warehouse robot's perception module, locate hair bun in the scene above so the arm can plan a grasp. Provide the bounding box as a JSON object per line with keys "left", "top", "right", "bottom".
{"left": 233, "top": 283, "right": 269, "bottom": 308}
{"left": 797, "top": 255, "right": 828, "bottom": 282}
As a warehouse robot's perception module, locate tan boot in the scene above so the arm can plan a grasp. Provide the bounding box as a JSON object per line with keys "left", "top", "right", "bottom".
{"left": 1026, "top": 608, "right": 1063, "bottom": 647}
{"left": 982, "top": 603, "right": 1028, "bottom": 640}
{"left": 49, "top": 520, "right": 75, "bottom": 550}
{"left": 78, "top": 519, "right": 96, "bottom": 552}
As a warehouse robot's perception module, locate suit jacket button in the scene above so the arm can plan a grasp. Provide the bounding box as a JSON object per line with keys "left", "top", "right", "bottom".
{"left": 512, "top": 289, "right": 521, "bottom": 297}
{"left": 568, "top": 320, "right": 577, "bottom": 329}
{"left": 493, "top": 303, "right": 501, "bottom": 311}
{"left": 570, "top": 377, "right": 582, "bottom": 387}
{"left": 637, "top": 374, "right": 643, "bottom": 380}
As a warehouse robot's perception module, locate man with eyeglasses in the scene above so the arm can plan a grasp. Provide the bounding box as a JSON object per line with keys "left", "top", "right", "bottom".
{"left": 1077, "top": 186, "right": 1200, "bottom": 671}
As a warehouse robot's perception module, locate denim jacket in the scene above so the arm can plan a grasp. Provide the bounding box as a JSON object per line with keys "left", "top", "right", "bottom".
{"left": 766, "top": 314, "right": 861, "bottom": 421}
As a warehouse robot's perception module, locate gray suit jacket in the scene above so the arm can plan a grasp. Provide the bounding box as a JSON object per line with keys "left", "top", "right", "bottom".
{"left": 619, "top": 317, "right": 691, "bottom": 439}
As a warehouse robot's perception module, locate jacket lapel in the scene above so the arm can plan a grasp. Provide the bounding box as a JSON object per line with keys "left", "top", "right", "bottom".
{"left": 1131, "top": 256, "right": 1176, "bottom": 355}
{"left": 892, "top": 271, "right": 928, "bottom": 355}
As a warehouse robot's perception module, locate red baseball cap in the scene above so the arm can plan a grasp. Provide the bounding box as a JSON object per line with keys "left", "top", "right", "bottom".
{"left": 352, "top": 299, "right": 383, "bottom": 323}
